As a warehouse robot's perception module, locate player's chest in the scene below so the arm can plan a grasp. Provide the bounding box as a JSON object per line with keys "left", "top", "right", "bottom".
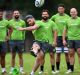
{"left": 55, "top": 17, "right": 66, "bottom": 24}
{"left": 12, "top": 21, "right": 22, "bottom": 27}
{"left": 41, "top": 23, "right": 52, "bottom": 30}
{"left": 68, "top": 20, "right": 80, "bottom": 28}
{"left": 0, "top": 21, "right": 7, "bottom": 28}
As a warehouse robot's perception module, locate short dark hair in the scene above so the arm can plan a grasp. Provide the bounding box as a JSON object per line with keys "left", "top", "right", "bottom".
{"left": 25, "top": 15, "right": 34, "bottom": 20}
{"left": 42, "top": 9, "right": 49, "bottom": 14}
{"left": 58, "top": 3, "right": 65, "bottom": 8}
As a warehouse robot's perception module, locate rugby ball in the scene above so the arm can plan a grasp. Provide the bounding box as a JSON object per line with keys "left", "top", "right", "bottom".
{"left": 35, "top": 0, "right": 45, "bottom": 7}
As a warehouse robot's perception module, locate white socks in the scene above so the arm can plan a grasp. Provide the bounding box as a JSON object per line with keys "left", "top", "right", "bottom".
{"left": 11, "top": 67, "right": 14, "bottom": 71}
{"left": 2, "top": 68, "right": 6, "bottom": 73}
{"left": 20, "top": 67, "right": 24, "bottom": 72}
{"left": 30, "top": 71, "right": 34, "bottom": 75}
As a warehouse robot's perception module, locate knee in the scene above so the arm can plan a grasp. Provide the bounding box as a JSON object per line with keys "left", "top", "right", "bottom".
{"left": 65, "top": 53, "right": 69, "bottom": 57}
{"left": 57, "top": 53, "right": 60, "bottom": 57}
{"left": 37, "top": 57, "right": 41, "bottom": 64}
{"left": 77, "top": 48, "right": 80, "bottom": 55}
{"left": 12, "top": 54, "right": 16, "bottom": 59}
{"left": 50, "top": 53, "right": 54, "bottom": 58}
{"left": 69, "top": 51, "right": 74, "bottom": 57}
{"left": 19, "top": 55, "right": 23, "bottom": 59}
{"left": 1, "top": 53, "right": 6, "bottom": 58}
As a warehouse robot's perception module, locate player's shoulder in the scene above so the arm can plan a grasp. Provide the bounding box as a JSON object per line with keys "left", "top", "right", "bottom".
{"left": 19, "top": 19, "right": 25, "bottom": 22}
{"left": 66, "top": 17, "right": 71, "bottom": 22}
{"left": 64, "top": 13, "right": 70, "bottom": 17}
{"left": 2, "top": 19, "right": 8, "bottom": 23}
{"left": 77, "top": 17, "right": 80, "bottom": 20}
{"left": 49, "top": 19, "right": 55, "bottom": 23}
{"left": 35, "top": 20, "right": 42, "bottom": 24}
{"left": 9, "top": 19, "right": 14, "bottom": 22}
{"left": 51, "top": 13, "right": 58, "bottom": 18}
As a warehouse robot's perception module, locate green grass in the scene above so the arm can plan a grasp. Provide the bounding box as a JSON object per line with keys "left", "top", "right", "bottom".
{"left": 0, "top": 53, "right": 80, "bottom": 75}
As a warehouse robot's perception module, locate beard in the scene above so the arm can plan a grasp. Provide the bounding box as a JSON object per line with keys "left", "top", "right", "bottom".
{"left": 42, "top": 16, "right": 49, "bottom": 21}
{"left": 14, "top": 16, "right": 19, "bottom": 19}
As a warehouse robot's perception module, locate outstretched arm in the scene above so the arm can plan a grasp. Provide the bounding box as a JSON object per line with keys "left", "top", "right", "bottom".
{"left": 17, "top": 24, "right": 39, "bottom": 31}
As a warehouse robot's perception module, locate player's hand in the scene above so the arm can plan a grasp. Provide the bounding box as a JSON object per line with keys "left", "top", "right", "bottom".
{"left": 53, "top": 41, "right": 57, "bottom": 47}
{"left": 63, "top": 40, "right": 67, "bottom": 46}
{"left": 17, "top": 27, "right": 24, "bottom": 31}
{"left": 5, "top": 36, "right": 10, "bottom": 41}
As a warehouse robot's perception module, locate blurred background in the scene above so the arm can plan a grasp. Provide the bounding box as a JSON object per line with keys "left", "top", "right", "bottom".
{"left": 1, "top": 0, "right": 80, "bottom": 52}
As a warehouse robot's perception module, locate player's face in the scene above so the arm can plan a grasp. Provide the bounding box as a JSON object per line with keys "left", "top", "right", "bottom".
{"left": 42, "top": 12, "right": 49, "bottom": 21}
{"left": 70, "top": 8, "right": 77, "bottom": 18}
{"left": 13, "top": 11, "right": 20, "bottom": 19}
{"left": 58, "top": 7, "right": 65, "bottom": 14}
{"left": 0, "top": 11, "right": 3, "bottom": 19}
{"left": 27, "top": 18, "right": 35, "bottom": 26}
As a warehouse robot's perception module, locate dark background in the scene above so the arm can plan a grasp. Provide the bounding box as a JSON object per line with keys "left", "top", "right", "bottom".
{"left": 1, "top": 0, "right": 80, "bottom": 18}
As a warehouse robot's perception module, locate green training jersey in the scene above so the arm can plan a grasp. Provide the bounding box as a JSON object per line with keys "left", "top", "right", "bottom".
{"left": 32, "top": 20, "right": 57, "bottom": 44}
{"left": 65, "top": 17, "right": 80, "bottom": 40}
{"left": 9, "top": 19, "right": 26, "bottom": 40}
{"left": 51, "top": 13, "right": 70, "bottom": 36}
{"left": 0, "top": 19, "right": 8, "bottom": 42}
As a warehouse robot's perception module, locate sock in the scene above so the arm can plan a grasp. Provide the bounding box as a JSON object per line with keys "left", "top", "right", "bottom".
{"left": 56, "top": 62, "right": 60, "bottom": 70}
{"left": 2, "top": 68, "right": 6, "bottom": 73}
{"left": 51, "top": 65, "right": 55, "bottom": 71}
{"left": 20, "top": 67, "right": 23, "bottom": 72}
{"left": 70, "top": 65, "right": 74, "bottom": 71}
{"left": 67, "top": 62, "right": 70, "bottom": 70}
{"left": 30, "top": 71, "right": 34, "bottom": 74}
{"left": 11, "top": 67, "right": 14, "bottom": 71}
{"left": 40, "top": 65, "right": 44, "bottom": 72}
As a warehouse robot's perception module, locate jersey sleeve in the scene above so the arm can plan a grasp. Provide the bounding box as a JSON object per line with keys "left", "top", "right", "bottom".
{"left": 51, "top": 15, "right": 56, "bottom": 21}
{"left": 64, "top": 19, "right": 69, "bottom": 30}
{"left": 22, "top": 20, "right": 26, "bottom": 27}
{"left": 35, "top": 20, "right": 41, "bottom": 27}
{"left": 52, "top": 21, "right": 57, "bottom": 31}
{"left": 8, "top": 20, "right": 12, "bottom": 28}
{"left": 6, "top": 20, "right": 9, "bottom": 27}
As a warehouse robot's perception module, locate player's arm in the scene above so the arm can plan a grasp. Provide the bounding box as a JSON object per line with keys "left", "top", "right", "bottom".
{"left": 53, "top": 29, "right": 57, "bottom": 47}
{"left": 5, "top": 21, "right": 13, "bottom": 41}
{"left": 52, "top": 22, "right": 58, "bottom": 46}
{"left": 17, "top": 24, "right": 39, "bottom": 31}
{"left": 8, "top": 27, "right": 13, "bottom": 37}
{"left": 62, "top": 28, "right": 67, "bottom": 46}
{"left": 50, "top": 15, "right": 55, "bottom": 21}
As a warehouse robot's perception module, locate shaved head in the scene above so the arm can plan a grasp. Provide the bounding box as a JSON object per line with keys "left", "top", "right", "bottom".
{"left": 70, "top": 8, "right": 77, "bottom": 13}
{"left": 70, "top": 8, "right": 78, "bottom": 18}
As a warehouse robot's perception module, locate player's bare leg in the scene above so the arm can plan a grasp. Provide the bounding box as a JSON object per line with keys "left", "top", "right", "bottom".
{"left": 1, "top": 52, "right": 6, "bottom": 74}
{"left": 30, "top": 42, "right": 44, "bottom": 75}
{"left": 56, "top": 53, "right": 61, "bottom": 73}
{"left": 30, "top": 50, "right": 44, "bottom": 75}
{"left": 9, "top": 52, "right": 16, "bottom": 74}
{"left": 65, "top": 53, "right": 70, "bottom": 70}
{"left": 18, "top": 52, "right": 25, "bottom": 74}
{"left": 77, "top": 48, "right": 80, "bottom": 66}
{"left": 50, "top": 52, "right": 56, "bottom": 74}
{"left": 67, "top": 48, "right": 75, "bottom": 73}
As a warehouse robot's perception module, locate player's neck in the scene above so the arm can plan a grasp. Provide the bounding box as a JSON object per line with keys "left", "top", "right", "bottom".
{"left": 59, "top": 13, "right": 65, "bottom": 16}
{"left": 14, "top": 18, "right": 20, "bottom": 21}
{"left": 71, "top": 16, "right": 78, "bottom": 19}
{"left": 41, "top": 19, "right": 49, "bottom": 22}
